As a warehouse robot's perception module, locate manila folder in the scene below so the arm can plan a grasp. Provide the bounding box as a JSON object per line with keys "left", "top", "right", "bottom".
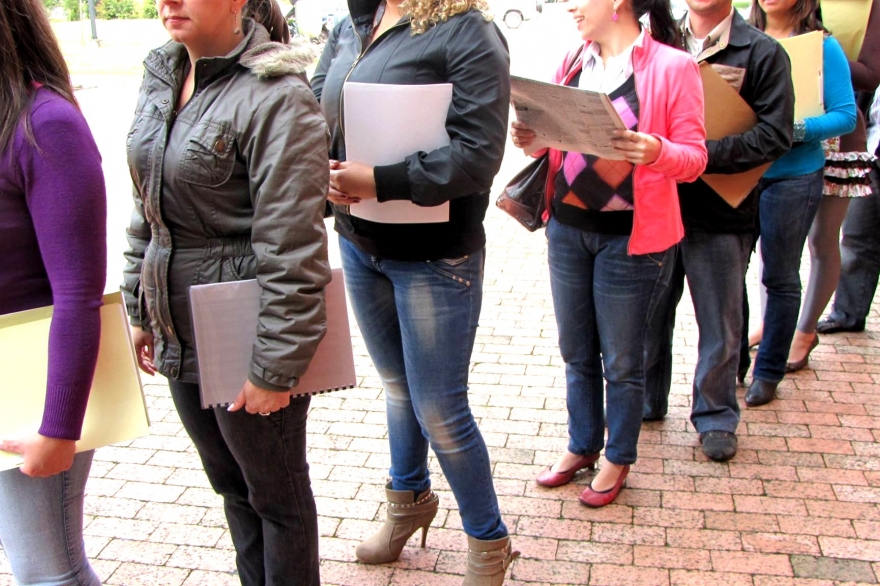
{"left": 343, "top": 82, "right": 452, "bottom": 224}
{"left": 0, "top": 293, "right": 150, "bottom": 472}
{"left": 699, "top": 62, "right": 771, "bottom": 208}
{"left": 190, "top": 268, "right": 356, "bottom": 409}
{"left": 778, "top": 31, "right": 825, "bottom": 120}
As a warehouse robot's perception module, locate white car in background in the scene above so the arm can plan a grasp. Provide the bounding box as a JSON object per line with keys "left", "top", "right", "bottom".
{"left": 490, "top": 0, "right": 544, "bottom": 29}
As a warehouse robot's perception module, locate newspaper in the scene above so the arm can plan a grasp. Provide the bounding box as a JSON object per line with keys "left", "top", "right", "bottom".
{"left": 511, "top": 75, "right": 627, "bottom": 159}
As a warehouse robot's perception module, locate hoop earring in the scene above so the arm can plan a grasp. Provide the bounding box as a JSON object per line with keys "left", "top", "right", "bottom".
{"left": 611, "top": 9, "right": 619, "bottom": 20}
{"left": 233, "top": 10, "right": 241, "bottom": 34}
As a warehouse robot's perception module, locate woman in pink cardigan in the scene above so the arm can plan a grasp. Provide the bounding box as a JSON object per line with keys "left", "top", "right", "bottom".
{"left": 511, "top": 0, "right": 706, "bottom": 507}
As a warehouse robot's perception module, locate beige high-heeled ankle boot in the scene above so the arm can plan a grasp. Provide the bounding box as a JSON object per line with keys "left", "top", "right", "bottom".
{"left": 355, "top": 482, "right": 439, "bottom": 564}
{"left": 462, "top": 535, "right": 519, "bottom": 586}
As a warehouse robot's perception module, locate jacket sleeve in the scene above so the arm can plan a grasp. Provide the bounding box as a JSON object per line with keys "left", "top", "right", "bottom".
{"left": 242, "top": 80, "right": 332, "bottom": 392}
{"left": 311, "top": 18, "right": 346, "bottom": 102}
{"left": 121, "top": 186, "right": 152, "bottom": 330}
{"left": 373, "top": 14, "right": 511, "bottom": 207}
{"left": 803, "top": 37, "right": 857, "bottom": 142}
{"left": 646, "top": 56, "right": 708, "bottom": 183}
{"left": 705, "top": 41, "right": 794, "bottom": 174}
{"left": 850, "top": 0, "right": 880, "bottom": 92}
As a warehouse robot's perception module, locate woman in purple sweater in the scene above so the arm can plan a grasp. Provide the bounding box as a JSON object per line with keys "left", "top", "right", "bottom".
{"left": 0, "top": 0, "right": 106, "bottom": 584}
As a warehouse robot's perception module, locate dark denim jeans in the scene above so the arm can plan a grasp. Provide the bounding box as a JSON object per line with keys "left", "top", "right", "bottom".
{"left": 644, "top": 231, "right": 752, "bottom": 432}
{"left": 827, "top": 182, "right": 880, "bottom": 329}
{"left": 0, "top": 451, "right": 100, "bottom": 586}
{"left": 168, "top": 381, "right": 319, "bottom": 586}
{"left": 339, "top": 236, "right": 507, "bottom": 541}
{"left": 547, "top": 219, "right": 674, "bottom": 465}
{"left": 752, "top": 170, "right": 824, "bottom": 383}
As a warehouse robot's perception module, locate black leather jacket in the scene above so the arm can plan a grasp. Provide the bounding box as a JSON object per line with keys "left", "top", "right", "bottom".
{"left": 677, "top": 11, "right": 795, "bottom": 234}
{"left": 311, "top": 1, "right": 510, "bottom": 260}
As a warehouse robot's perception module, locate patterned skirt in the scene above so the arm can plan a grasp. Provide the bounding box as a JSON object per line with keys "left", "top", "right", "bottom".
{"left": 824, "top": 137, "right": 876, "bottom": 197}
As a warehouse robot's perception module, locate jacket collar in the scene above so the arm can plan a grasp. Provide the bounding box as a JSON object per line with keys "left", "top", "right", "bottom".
{"left": 676, "top": 9, "right": 752, "bottom": 56}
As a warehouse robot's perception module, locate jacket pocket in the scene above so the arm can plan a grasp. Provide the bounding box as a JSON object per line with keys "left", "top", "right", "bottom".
{"left": 180, "top": 121, "right": 237, "bottom": 187}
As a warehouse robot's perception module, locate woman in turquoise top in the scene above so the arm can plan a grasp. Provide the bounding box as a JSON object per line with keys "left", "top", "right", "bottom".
{"left": 742, "top": 0, "right": 856, "bottom": 406}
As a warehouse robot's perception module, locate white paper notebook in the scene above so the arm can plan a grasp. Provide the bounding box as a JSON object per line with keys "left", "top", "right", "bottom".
{"left": 189, "top": 269, "right": 356, "bottom": 409}
{"left": 343, "top": 82, "right": 453, "bottom": 224}
{"left": 0, "top": 293, "right": 150, "bottom": 471}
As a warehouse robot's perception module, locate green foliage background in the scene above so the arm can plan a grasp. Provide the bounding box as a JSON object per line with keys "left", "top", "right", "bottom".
{"left": 43, "top": 0, "right": 159, "bottom": 20}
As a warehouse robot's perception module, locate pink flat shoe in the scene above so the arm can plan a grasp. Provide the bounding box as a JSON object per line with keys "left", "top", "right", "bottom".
{"left": 535, "top": 453, "right": 600, "bottom": 487}
{"left": 578, "top": 465, "right": 629, "bottom": 508}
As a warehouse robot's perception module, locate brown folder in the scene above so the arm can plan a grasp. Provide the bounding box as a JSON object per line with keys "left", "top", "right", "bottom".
{"left": 699, "top": 61, "right": 771, "bottom": 208}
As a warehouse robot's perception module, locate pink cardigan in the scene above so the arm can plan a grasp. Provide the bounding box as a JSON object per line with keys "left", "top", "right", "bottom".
{"left": 542, "top": 34, "right": 707, "bottom": 255}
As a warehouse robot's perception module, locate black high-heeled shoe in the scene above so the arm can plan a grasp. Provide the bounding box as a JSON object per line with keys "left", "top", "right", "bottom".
{"left": 785, "top": 334, "right": 819, "bottom": 373}
{"left": 745, "top": 378, "right": 778, "bottom": 407}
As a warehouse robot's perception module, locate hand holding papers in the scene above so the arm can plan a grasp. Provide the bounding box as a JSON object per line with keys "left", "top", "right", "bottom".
{"left": 190, "top": 269, "right": 356, "bottom": 409}
{"left": 0, "top": 293, "right": 150, "bottom": 472}
{"left": 778, "top": 31, "right": 825, "bottom": 120}
{"left": 510, "top": 75, "right": 627, "bottom": 159}
{"left": 343, "top": 82, "right": 452, "bottom": 224}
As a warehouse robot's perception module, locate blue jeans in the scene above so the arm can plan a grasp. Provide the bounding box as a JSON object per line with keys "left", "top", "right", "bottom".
{"left": 753, "top": 170, "right": 824, "bottom": 383}
{"left": 645, "top": 231, "right": 752, "bottom": 432}
{"left": 827, "top": 175, "right": 880, "bottom": 328}
{"left": 168, "top": 381, "right": 319, "bottom": 586}
{"left": 0, "top": 450, "right": 100, "bottom": 586}
{"left": 339, "top": 236, "right": 506, "bottom": 541}
{"left": 547, "top": 219, "right": 674, "bottom": 465}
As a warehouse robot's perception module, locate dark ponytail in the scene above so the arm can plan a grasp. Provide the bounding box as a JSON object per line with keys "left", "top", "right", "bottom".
{"left": 245, "top": 0, "right": 291, "bottom": 44}
{"left": 632, "top": 0, "right": 678, "bottom": 47}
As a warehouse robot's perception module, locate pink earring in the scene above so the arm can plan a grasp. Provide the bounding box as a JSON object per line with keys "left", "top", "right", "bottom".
{"left": 612, "top": 9, "right": 619, "bottom": 20}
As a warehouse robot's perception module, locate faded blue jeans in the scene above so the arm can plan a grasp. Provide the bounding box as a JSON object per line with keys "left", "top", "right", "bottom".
{"left": 547, "top": 219, "right": 675, "bottom": 466}
{"left": 0, "top": 450, "right": 101, "bottom": 586}
{"left": 645, "top": 231, "right": 752, "bottom": 432}
{"left": 340, "top": 236, "right": 507, "bottom": 541}
{"left": 752, "top": 170, "right": 824, "bottom": 383}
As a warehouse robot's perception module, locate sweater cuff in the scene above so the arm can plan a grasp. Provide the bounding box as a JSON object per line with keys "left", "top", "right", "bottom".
{"left": 248, "top": 371, "right": 294, "bottom": 393}
{"left": 38, "top": 384, "right": 89, "bottom": 441}
{"left": 374, "top": 161, "right": 411, "bottom": 202}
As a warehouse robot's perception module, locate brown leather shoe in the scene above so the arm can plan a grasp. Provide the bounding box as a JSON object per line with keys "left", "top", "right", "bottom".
{"left": 745, "top": 378, "right": 778, "bottom": 407}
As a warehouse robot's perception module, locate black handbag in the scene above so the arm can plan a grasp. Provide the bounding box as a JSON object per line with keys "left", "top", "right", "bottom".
{"left": 495, "top": 155, "right": 549, "bottom": 232}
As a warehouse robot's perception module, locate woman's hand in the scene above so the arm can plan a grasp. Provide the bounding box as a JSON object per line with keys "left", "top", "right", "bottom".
{"left": 131, "top": 325, "right": 157, "bottom": 375}
{"left": 0, "top": 434, "right": 76, "bottom": 477}
{"left": 227, "top": 380, "right": 291, "bottom": 415}
{"left": 328, "top": 161, "right": 377, "bottom": 203}
{"left": 510, "top": 120, "right": 537, "bottom": 151}
{"left": 610, "top": 130, "right": 662, "bottom": 165}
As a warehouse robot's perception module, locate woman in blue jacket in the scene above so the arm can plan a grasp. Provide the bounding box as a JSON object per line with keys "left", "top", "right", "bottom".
{"left": 743, "top": 0, "right": 857, "bottom": 406}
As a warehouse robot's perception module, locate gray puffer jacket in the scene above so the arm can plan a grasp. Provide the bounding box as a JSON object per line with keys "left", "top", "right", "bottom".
{"left": 121, "top": 20, "right": 332, "bottom": 391}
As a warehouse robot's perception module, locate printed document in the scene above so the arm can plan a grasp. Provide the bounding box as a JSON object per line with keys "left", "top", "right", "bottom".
{"left": 0, "top": 294, "right": 149, "bottom": 471}
{"left": 344, "top": 82, "right": 452, "bottom": 224}
{"left": 510, "top": 75, "right": 627, "bottom": 158}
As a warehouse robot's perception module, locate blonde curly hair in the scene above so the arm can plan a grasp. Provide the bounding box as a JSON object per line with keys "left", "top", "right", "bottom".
{"left": 401, "top": 0, "right": 492, "bottom": 34}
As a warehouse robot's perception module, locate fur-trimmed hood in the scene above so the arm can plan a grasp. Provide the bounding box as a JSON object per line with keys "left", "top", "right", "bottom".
{"left": 241, "top": 34, "right": 319, "bottom": 79}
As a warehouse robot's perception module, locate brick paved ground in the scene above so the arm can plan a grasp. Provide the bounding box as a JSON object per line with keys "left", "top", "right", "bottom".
{"left": 3, "top": 16, "right": 880, "bottom": 585}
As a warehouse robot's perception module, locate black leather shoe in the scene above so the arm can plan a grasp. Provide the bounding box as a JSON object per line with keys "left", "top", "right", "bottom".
{"left": 745, "top": 379, "right": 778, "bottom": 407}
{"left": 700, "top": 431, "right": 737, "bottom": 462}
{"left": 816, "top": 318, "right": 864, "bottom": 334}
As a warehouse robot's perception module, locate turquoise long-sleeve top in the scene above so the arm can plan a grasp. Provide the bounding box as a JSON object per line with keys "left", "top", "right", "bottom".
{"left": 764, "top": 35, "right": 857, "bottom": 179}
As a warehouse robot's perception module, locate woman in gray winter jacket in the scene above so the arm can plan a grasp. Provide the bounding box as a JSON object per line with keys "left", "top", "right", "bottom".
{"left": 121, "top": 0, "right": 330, "bottom": 583}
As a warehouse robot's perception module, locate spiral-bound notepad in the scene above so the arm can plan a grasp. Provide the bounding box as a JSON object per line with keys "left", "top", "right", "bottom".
{"left": 189, "top": 269, "right": 356, "bottom": 409}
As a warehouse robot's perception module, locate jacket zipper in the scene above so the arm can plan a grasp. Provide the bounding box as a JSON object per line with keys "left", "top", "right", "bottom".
{"left": 338, "top": 18, "right": 409, "bottom": 142}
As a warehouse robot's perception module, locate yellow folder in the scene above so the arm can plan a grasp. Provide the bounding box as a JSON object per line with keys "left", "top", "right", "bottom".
{"left": 820, "top": 0, "right": 872, "bottom": 62}
{"left": 0, "top": 293, "right": 150, "bottom": 471}
{"left": 778, "top": 31, "right": 825, "bottom": 120}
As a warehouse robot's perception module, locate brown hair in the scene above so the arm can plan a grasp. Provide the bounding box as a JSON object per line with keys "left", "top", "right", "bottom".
{"left": 748, "top": 0, "right": 827, "bottom": 35}
{"left": 401, "top": 0, "right": 490, "bottom": 35}
{"left": 0, "top": 0, "right": 77, "bottom": 151}
{"left": 246, "top": 0, "right": 291, "bottom": 43}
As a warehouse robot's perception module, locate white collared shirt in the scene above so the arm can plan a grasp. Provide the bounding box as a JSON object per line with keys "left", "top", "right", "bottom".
{"left": 578, "top": 29, "right": 646, "bottom": 94}
{"left": 683, "top": 8, "right": 735, "bottom": 57}
{"left": 868, "top": 90, "right": 880, "bottom": 155}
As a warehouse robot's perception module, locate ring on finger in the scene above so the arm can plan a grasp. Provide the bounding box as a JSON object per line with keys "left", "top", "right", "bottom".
{"left": 259, "top": 412, "right": 271, "bottom": 416}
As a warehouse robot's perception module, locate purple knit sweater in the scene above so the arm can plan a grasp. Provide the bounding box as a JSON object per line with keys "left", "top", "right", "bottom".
{"left": 0, "top": 88, "right": 107, "bottom": 440}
